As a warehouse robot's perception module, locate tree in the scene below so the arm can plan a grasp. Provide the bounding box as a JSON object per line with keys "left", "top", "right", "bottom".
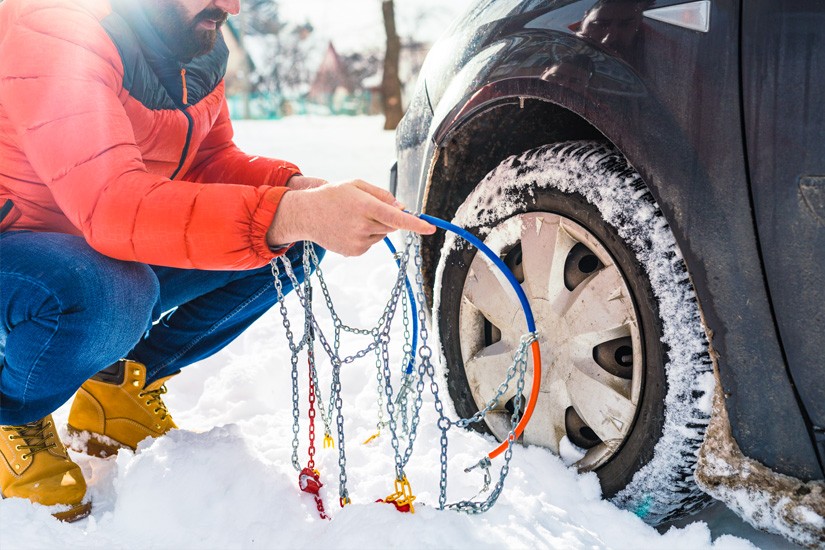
{"left": 381, "top": 0, "right": 404, "bottom": 130}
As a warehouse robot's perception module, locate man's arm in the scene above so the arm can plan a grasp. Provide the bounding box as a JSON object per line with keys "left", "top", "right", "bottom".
{"left": 267, "top": 180, "right": 435, "bottom": 257}
{"left": 177, "top": 68, "right": 435, "bottom": 254}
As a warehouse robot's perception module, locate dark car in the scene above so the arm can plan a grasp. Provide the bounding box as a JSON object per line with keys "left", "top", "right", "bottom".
{"left": 392, "top": 0, "right": 824, "bottom": 545}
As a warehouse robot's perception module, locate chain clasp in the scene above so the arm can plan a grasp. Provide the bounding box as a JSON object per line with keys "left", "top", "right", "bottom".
{"left": 381, "top": 476, "right": 416, "bottom": 513}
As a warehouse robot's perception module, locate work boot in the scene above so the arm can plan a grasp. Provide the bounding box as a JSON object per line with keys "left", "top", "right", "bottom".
{"left": 1, "top": 415, "right": 91, "bottom": 522}
{"left": 67, "top": 359, "right": 177, "bottom": 457}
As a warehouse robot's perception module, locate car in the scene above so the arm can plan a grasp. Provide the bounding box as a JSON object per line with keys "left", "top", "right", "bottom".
{"left": 391, "top": 0, "right": 824, "bottom": 546}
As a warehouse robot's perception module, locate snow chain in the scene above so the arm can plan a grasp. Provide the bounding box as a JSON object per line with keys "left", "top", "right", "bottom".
{"left": 270, "top": 232, "right": 537, "bottom": 517}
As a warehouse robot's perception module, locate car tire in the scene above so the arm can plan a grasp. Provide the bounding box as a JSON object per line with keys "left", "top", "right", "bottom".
{"left": 433, "top": 141, "right": 715, "bottom": 524}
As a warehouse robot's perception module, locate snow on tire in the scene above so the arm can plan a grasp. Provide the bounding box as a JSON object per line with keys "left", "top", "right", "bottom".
{"left": 433, "top": 141, "right": 716, "bottom": 524}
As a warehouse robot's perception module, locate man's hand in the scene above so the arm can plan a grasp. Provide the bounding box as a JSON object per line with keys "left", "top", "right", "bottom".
{"left": 266, "top": 179, "right": 436, "bottom": 256}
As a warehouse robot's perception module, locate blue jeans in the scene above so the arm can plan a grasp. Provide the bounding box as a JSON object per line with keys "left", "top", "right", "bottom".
{"left": 0, "top": 231, "right": 320, "bottom": 425}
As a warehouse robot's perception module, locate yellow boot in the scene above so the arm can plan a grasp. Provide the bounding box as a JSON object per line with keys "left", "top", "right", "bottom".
{"left": 1, "top": 415, "right": 91, "bottom": 522}
{"left": 67, "top": 359, "right": 177, "bottom": 457}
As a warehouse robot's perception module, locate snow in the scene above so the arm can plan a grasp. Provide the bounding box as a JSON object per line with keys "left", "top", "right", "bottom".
{"left": 0, "top": 117, "right": 798, "bottom": 549}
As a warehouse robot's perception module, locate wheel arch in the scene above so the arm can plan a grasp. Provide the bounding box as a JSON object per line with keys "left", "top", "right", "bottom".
{"left": 420, "top": 89, "right": 605, "bottom": 296}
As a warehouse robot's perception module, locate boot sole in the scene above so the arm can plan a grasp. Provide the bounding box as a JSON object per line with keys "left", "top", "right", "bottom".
{"left": 52, "top": 500, "right": 92, "bottom": 522}
{"left": 66, "top": 425, "right": 128, "bottom": 458}
{"left": 1, "top": 493, "right": 91, "bottom": 523}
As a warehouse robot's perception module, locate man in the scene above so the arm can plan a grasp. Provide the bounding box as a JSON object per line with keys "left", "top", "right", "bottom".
{"left": 0, "top": 0, "right": 434, "bottom": 521}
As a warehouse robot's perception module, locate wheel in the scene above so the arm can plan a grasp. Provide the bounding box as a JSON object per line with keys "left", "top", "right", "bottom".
{"left": 433, "top": 141, "right": 715, "bottom": 523}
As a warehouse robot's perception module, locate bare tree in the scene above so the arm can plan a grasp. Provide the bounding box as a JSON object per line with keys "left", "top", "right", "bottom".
{"left": 381, "top": 0, "right": 404, "bottom": 130}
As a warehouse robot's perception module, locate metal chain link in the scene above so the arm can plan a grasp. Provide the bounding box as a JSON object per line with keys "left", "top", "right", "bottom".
{"left": 446, "top": 332, "right": 534, "bottom": 513}
{"left": 298, "top": 251, "right": 335, "bottom": 446}
{"left": 270, "top": 259, "right": 307, "bottom": 472}
{"left": 405, "top": 239, "right": 452, "bottom": 507}
{"left": 307, "top": 353, "right": 317, "bottom": 470}
{"left": 273, "top": 242, "right": 409, "bottom": 504}
{"left": 455, "top": 333, "right": 537, "bottom": 429}
{"left": 393, "top": 283, "right": 414, "bottom": 435}
{"left": 376, "top": 235, "right": 432, "bottom": 484}
{"left": 332, "top": 355, "right": 348, "bottom": 505}
{"left": 375, "top": 347, "right": 387, "bottom": 431}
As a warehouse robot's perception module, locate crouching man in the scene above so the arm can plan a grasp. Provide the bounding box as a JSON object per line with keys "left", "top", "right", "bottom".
{"left": 0, "top": 0, "right": 433, "bottom": 521}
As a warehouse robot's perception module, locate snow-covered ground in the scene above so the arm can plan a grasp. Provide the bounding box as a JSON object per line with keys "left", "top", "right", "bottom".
{"left": 0, "top": 117, "right": 798, "bottom": 549}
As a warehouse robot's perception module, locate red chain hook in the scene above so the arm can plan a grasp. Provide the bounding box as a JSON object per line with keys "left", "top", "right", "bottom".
{"left": 299, "top": 466, "right": 328, "bottom": 520}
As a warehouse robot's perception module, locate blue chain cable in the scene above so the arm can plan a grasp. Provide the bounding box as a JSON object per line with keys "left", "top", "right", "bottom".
{"left": 414, "top": 212, "right": 537, "bottom": 333}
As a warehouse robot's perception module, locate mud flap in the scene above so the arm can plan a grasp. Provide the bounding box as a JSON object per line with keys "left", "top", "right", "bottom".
{"left": 696, "top": 367, "right": 825, "bottom": 548}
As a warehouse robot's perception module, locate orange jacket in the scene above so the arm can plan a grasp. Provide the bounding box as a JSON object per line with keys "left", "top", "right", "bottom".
{"left": 0, "top": 0, "right": 299, "bottom": 270}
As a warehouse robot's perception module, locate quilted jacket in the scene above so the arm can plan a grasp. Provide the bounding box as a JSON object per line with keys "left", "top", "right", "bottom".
{"left": 0, "top": 0, "right": 300, "bottom": 269}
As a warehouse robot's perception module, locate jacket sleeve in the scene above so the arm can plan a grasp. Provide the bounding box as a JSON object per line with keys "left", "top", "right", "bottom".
{"left": 184, "top": 96, "right": 301, "bottom": 187}
{"left": 0, "top": 3, "right": 286, "bottom": 270}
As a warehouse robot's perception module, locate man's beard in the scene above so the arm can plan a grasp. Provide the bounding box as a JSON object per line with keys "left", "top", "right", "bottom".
{"left": 147, "top": 2, "right": 228, "bottom": 61}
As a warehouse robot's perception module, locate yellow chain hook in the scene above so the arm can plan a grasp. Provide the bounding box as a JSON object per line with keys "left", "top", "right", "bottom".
{"left": 323, "top": 433, "right": 335, "bottom": 449}
{"left": 384, "top": 476, "right": 416, "bottom": 513}
{"left": 362, "top": 431, "right": 381, "bottom": 445}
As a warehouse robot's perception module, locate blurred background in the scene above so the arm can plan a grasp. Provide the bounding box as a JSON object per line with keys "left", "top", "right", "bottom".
{"left": 223, "top": 0, "right": 473, "bottom": 128}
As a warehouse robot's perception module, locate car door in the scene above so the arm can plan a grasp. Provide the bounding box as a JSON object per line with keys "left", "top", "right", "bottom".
{"left": 741, "top": 0, "right": 825, "bottom": 462}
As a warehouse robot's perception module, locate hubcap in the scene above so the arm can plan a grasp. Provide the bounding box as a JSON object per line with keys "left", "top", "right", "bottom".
{"left": 458, "top": 212, "right": 643, "bottom": 470}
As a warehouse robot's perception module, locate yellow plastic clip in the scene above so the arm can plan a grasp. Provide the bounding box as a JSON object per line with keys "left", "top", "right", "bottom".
{"left": 340, "top": 496, "right": 351, "bottom": 508}
{"left": 323, "top": 434, "right": 335, "bottom": 449}
{"left": 384, "top": 476, "right": 416, "bottom": 513}
{"left": 362, "top": 431, "right": 381, "bottom": 445}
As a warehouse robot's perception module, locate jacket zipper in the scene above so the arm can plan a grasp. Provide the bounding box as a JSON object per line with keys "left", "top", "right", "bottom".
{"left": 170, "top": 67, "right": 193, "bottom": 180}
{"left": 180, "top": 68, "right": 188, "bottom": 105}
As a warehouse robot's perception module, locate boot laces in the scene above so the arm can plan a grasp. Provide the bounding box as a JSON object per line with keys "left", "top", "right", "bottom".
{"left": 2, "top": 419, "right": 57, "bottom": 459}
{"left": 139, "top": 385, "right": 170, "bottom": 420}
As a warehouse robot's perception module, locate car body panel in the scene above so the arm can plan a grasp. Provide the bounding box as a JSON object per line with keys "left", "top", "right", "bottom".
{"left": 741, "top": 0, "right": 825, "bottom": 452}
{"left": 395, "top": 0, "right": 823, "bottom": 478}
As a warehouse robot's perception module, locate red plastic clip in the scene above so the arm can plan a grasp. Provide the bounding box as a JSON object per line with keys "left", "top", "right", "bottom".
{"left": 376, "top": 498, "right": 413, "bottom": 513}
{"left": 299, "top": 467, "right": 330, "bottom": 520}
{"left": 377, "top": 476, "right": 416, "bottom": 513}
{"left": 299, "top": 467, "right": 323, "bottom": 494}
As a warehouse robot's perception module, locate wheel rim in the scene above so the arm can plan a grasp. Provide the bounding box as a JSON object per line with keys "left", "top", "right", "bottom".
{"left": 458, "top": 212, "right": 644, "bottom": 471}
